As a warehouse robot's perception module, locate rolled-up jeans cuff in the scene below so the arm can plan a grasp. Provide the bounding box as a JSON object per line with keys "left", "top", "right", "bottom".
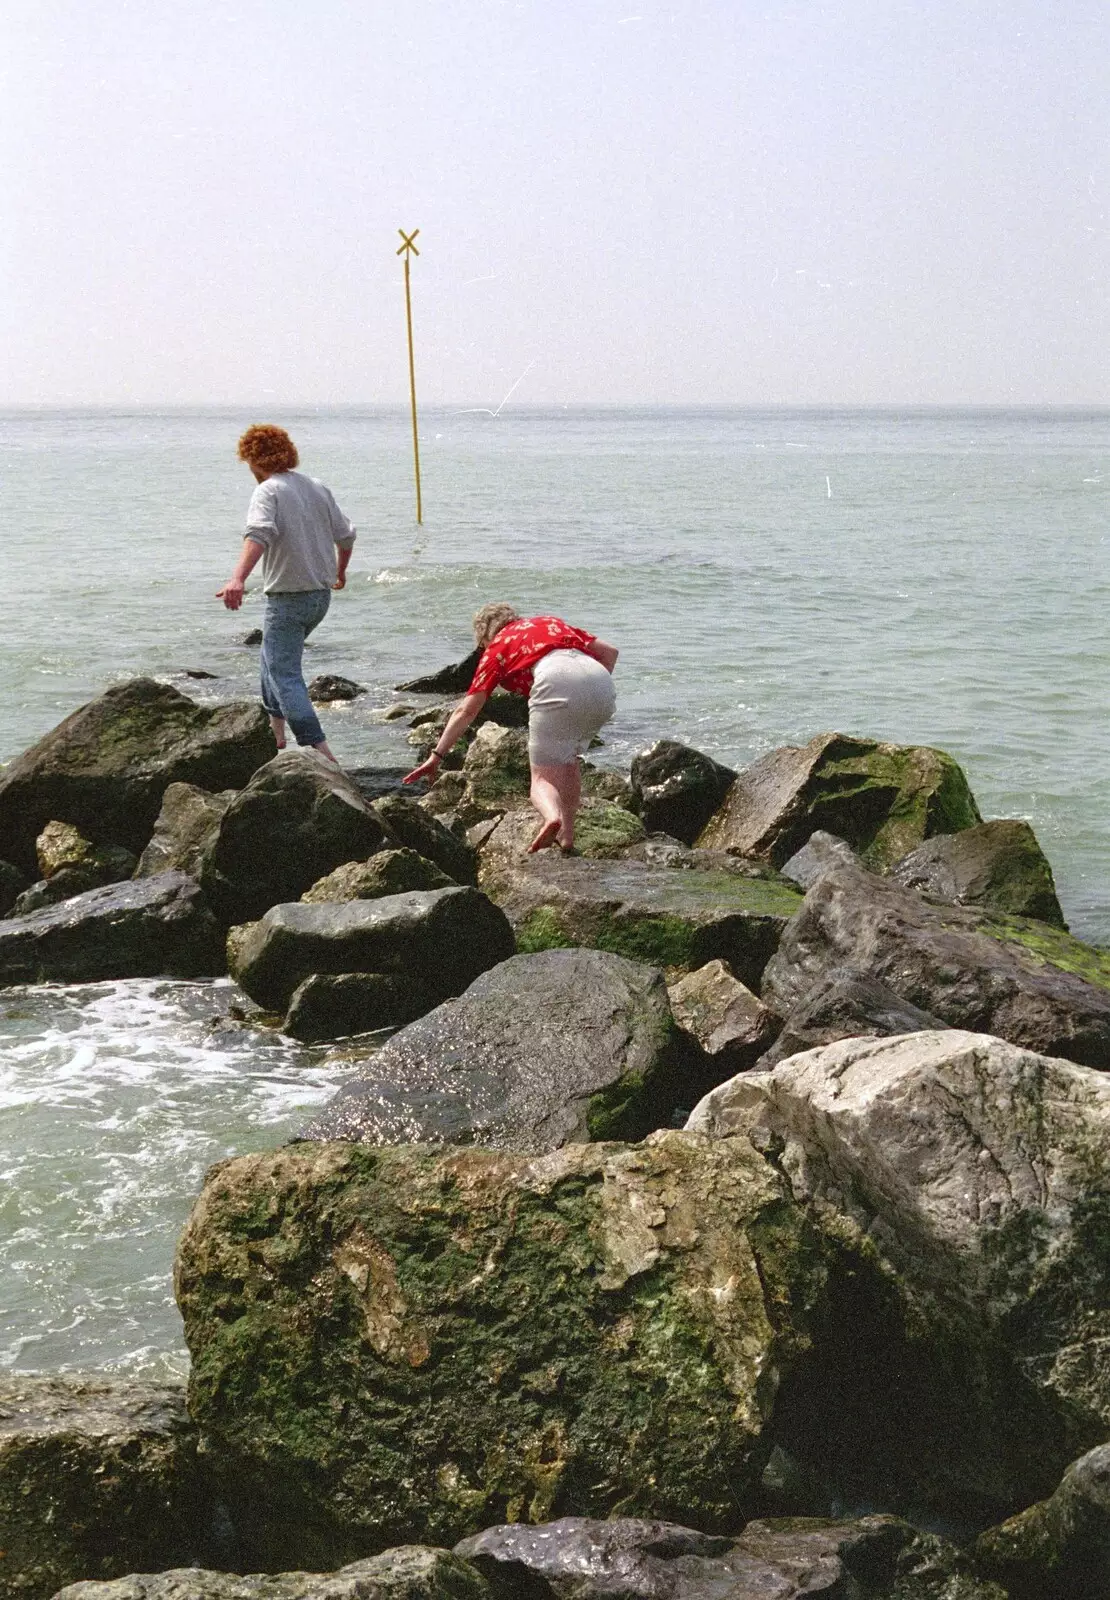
{"left": 286, "top": 708, "right": 326, "bottom": 745}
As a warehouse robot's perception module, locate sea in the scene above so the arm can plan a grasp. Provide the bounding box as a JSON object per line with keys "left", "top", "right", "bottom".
{"left": 0, "top": 404, "right": 1107, "bottom": 1377}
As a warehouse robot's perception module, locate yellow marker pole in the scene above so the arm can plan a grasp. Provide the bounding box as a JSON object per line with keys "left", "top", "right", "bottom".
{"left": 397, "top": 228, "right": 423, "bottom": 525}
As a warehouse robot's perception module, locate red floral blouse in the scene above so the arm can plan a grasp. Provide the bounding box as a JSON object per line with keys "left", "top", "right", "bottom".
{"left": 468, "top": 616, "right": 598, "bottom": 698}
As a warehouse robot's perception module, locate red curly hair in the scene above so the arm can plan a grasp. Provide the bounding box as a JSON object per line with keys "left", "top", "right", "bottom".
{"left": 237, "top": 424, "right": 299, "bottom": 475}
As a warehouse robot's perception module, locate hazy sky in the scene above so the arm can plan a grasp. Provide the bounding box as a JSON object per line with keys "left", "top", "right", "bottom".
{"left": 3, "top": 1, "right": 1108, "bottom": 405}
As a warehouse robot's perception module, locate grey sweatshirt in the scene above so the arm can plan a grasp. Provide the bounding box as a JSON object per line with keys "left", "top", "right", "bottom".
{"left": 245, "top": 470, "right": 357, "bottom": 593}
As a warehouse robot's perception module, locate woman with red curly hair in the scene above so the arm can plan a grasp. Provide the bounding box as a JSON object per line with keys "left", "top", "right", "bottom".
{"left": 217, "top": 425, "right": 356, "bottom": 761}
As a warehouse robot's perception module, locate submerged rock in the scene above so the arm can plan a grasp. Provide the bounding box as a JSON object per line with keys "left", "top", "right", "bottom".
{"left": 53, "top": 1549, "right": 491, "bottom": 1600}
{"left": 306, "top": 674, "right": 364, "bottom": 703}
{"left": 0, "top": 679, "right": 275, "bottom": 874}
{"left": 175, "top": 1131, "right": 828, "bottom": 1569}
{"left": 891, "top": 818, "right": 1066, "bottom": 927}
{"left": 667, "top": 959, "right": 782, "bottom": 1071}
{"left": 228, "top": 885, "right": 515, "bottom": 1015}
{"left": 201, "top": 751, "right": 388, "bottom": 925}
{"left": 455, "top": 1514, "right": 1004, "bottom": 1599}
{"left": 975, "top": 1444, "right": 1110, "bottom": 1600}
{"left": 301, "top": 849, "right": 454, "bottom": 904}
{"left": 0, "top": 1375, "right": 210, "bottom": 1600}
{"left": 696, "top": 732, "right": 981, "bottom": 870}
{"left": 762, "top": 853, "right": 1110, "bottom": 1068}
{"left": 135, "top": 784, "right": 237, "bottom": 881}
{"left": 0, "top": 872, "right": 225, "bottom": 986}
{"left": 688, "top": 1029, "right": 1110, "bottom": 1519}
{"left": 479, "top": 852, "right": 802, "bottom": 989}
{"left": 629, "top": 740, "right": 737, "bottom": 846}
{"left": 299, "top": 949, "right": 695, "bottom": 1149}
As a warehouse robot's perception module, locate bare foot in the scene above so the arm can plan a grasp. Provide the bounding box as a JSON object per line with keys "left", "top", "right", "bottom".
{"left": 528, "top": 819, "right": 561, "bottom": 853}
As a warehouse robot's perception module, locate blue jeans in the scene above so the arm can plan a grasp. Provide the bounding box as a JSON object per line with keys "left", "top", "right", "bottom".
{"left": 260, "top": 589, "right": 331, "bottom": 746}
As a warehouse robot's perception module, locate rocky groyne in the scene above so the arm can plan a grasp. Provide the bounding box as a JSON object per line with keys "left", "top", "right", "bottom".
{"left": 1, "top": 676, "right": 1109, "bottom": 1599}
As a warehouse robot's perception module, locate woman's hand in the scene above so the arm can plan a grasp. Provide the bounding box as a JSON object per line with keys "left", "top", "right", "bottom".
{"left": 403, "top": 753, "right": 441, "bottom": 785}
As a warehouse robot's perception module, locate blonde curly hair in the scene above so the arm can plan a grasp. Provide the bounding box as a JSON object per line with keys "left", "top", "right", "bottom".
{"left": 473, "top": 603, "right": 521, "bottom": 649}
{"left": 237, "top": 424, "right": 299, "bottom": 475}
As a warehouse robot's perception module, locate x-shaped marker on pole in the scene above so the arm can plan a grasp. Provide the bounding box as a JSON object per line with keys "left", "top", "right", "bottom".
{"left": 397, "top": 229, "right": 420, "bottom": 258}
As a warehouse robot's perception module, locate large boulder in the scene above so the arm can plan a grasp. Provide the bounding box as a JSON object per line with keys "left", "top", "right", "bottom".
{"left": 667, "top": 960, "right": 782, "bottom": 1071}
{"left": 975, "top": 1444, "right": 1110, "bottom": 1600}
{"left": 0, "top": 872, "right": 225, "bottom": 986}
{"left": 755, "top": 967, "right": 949, "bottom": 1068}
{"left": 371, "top": 793, "right": 478, "bottom": 885}
{"left": 479, "top": 853, "right": 802, "bottom": 989}
{"left": 763, "top": 853, "right": 1110, "bottom": 1069}
{"left": 0, "top": 1375, "right": 210, "bottom": 1600}
{"left": 891, "top": 819, "right": 1066, "bottom": 927}
{"left": 227, "top": 886, "right": 515, "bottom": 1015}
{"left": 201, "top": 752, "right": 388, "bottom": 925}
{"left": 0, "top": 680, "right": 274, "bottom": 874}
{"left": 175, "top": 1131, "right": 829, "bottom": 1570}
{"left": 301, "top": 849, "right": 454, "bottom": 904}
{"left": 688, "top": 1030, "right": 1110, "bottom": 1519}
{"left": 299, "top": 949, "right": 697, "bottom": 1149}
{"left": 696, "top": 732, "right": 981, "bottom": 870}
{"left": 629, "top": 741, "right": 737, "bottom": 846}
{"left": 135, "top": 784, "right": 237, "bottom": 880}
{"left": 53, "top": 1548, "right": 490, "bottom": 1600}
{"left": 456, "top": 1515, "right": 1005, "bottom": 1600}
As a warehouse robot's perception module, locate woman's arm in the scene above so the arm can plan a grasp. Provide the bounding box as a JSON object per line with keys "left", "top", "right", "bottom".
{"left": 586, "top": 638, "right": 619, "bottom": 672}
{"left": 403, "top": 691, "right": 489, "bottom": 784}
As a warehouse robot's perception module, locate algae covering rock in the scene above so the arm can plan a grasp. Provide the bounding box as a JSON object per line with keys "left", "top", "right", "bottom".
{"left": 201, "top": 751, "right": 388, "bottom": 925}
{"left": 0, "top": 679, "right": 275, "bottom": 875}
{"left": 300, "top": 949, "right": 696, "bottom": 1149}
{"left": 0, "top": 1375, "right": 210, "bottom": 1600}
{"left": 175, "top": 1131, "right": 829, "bottom": 1571}
{"left": 696, "top": 732, "right": 981, "bottom": 871}
{"left": 135, "top": 784, "right": 237, "bottom": 880}
{"left": 891, "top": 818, "right": 1066, "bottom": 927}
{"left": 0, "top": 872, "right": 225, "bottom": 987}
{"left": 688, "top": 1030, "right": 1110, "bottom": 1519}
{"left": 370, "top": 794, "right": 478, "bottom": 886}
{"left": 629, "top": 740, "right": 737, "bottom": 846}
{"left": 455, "top": 1514, "right": 1005, "bottom": 1599}
{"left": 478, "top": 802, "right": 645, "bottom": 866}
{"left": 228, "top": 886, "right": 515, "bottom": 1015}
{"left": 974, "top": 1444, "right": 1110, "bottom": 1600}
{"left": 301, "top": 849, "right": 454, "bottom": 904}
{"left": 479, "top": 853, "right": 802, "bottom": 988}
{"left": 424, "top": 725, "right": 531, "bottom": 828}
{"left": 53, "top": 1548, "right": 492, "bottom": 1600}
{"left": 764, "top": 852, "right": 1110, "bottom": 1068}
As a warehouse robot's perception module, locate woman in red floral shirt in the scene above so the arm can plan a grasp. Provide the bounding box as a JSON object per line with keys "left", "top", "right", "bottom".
{"left": 403, "top": 603, "right": 619, "bottom": 852}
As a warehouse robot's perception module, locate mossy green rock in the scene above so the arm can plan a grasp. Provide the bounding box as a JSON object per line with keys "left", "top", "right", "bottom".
{"left": 301, "top": 849, "right": 454, "bottom": 904}
{"left": 0, "top": 679, "right": 275, "bottom": 876}
{"left": 697, "top": 732, "right": 981, "bottom": 871}
{"left": 480, "top": 852, "right": 802, "bottom": 987}
{"left": 478, "top": 801, "right": 645, "bottom": 865}
{"left": 892, "top": 818, "right": 1066, "bottom": 928}
{"left": 974, "top": 1444, "right": 1110, "bottom": 1600}
{"left": 0, "top": 1376, "right": 209, "bottom": 1600}
{"left": 175, "top": 1132, "right": 829, "bottom": 1570}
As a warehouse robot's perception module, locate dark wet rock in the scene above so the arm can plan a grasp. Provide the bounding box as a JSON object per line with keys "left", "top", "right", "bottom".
{"left": 371, "top": 793, "right": 478, "bottom": 885}
{"left": 756, "top": 967, "right": 949, "bottom": 1067}
{"left": 455, "top": 1514, "right": 1004, "bottom": 1600}
{"left": 227, "top": 885, "right": 515, "bottom": 1014}
{"left": 240, "top": 629, "right": 263, "bottom": 647}
{"left": 668, "top": 959, "right": 782, "bottom": 1071}
{"left": 892, "top": 818, "right": 1066, "bottom": 927}
{"left": 282, "top": 972, "right": 408, "bottom": 1043}
{"left": 307, "top": 674, "right": 364, "bottom": 703}
{"left": 975, "top": 1444, "right": 1110, "bottom": 1600}
{"left": 762, "top": 853, "right": 1110, "bottom": 1068}
{"left": 136, "top": 784, "right": 238, "bottom": 881}
{"left": 0, "top": 860, "right": 27, "bottom": 918}
{"left": 697, "top": 732, "right": 981, "bottom": 871}
{"left": 395, "top": 647, "right": 483, "bottom": 695}
{"left": 54, "top": 1548, "right": 492, "bottom": 1600}
{"left": 301, "top": 849, "right": 454, "bottom": 904}
{"left": 478, "top": 852, "right": 802, "bottom": 989}
{"left": 0, "top": 679, "right": 275, "bottom": 875}
{"left": 0, "top": 1374, "right": 211, "bottom": 1600}
{"left": 299, "top": 948, "right": 695, "bottom": 1149}
{"left": 0, "top": 872, "right": 225, "bottom": 986}
{"left": 689, "top": 1030, "right": 1110, "bottom": 1521}
{"left": 182, "top": 668, "right": 219, "bottom": 680}
{"left": 629, "top": 740, "right": 737, "bottom": 846}
{"left": 176, "top": 1131, "right": 828, "bottom": 1568}
{"left": 12, "top": 846, "right": 138, "bottom": 914}
{"left": 779, "top": 830, "right": 861, "bottom": 889}
{"left": 200, "top": 752, "right": 388, "bottom": 925}
{"left": 347, "top": 767, "right": 416, "bottom": 805}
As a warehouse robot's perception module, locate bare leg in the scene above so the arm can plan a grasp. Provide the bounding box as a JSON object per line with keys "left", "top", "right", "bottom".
{"left": 529, "top": 761, "right": 581, "bottom": 852}
{"left": 313, "top": 740, "right": 340, "bottom": 765}
{"left": 269, "top": 714, "right": 288, "bottom": 750}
